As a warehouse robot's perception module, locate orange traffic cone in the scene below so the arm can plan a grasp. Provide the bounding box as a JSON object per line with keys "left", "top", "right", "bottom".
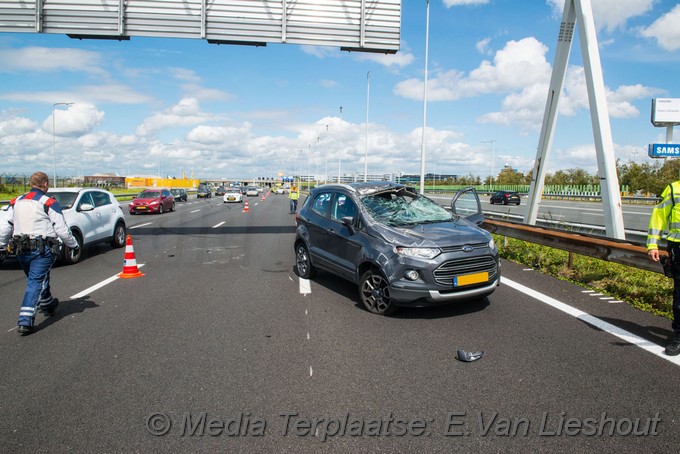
{"left": 244, "top": 201, "right": 250, "bottom": 213}
{"left": 261, "top": 194, "right": 264, "bottom": 201}
{"left": 118, "top": 235, "right": 144, "bottom": 278}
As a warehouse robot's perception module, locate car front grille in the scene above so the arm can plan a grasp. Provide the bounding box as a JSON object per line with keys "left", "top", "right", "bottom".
{"left": 439, "top": 242, "right": 489, "bottom": 254}
{"left": 433, "top": 255, "right": 498, "bottom": 286}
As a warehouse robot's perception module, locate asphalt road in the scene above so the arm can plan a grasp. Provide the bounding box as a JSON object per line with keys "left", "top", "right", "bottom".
{"left": 0, "top": 192, "right": 678, "bottom": 453}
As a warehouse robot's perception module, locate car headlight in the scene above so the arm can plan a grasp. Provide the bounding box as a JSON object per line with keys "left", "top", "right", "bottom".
{"left": 395, "top": 247, "right": 440, "bottom": 259}
{"left": 489, "top": 238, "right": 497, "bottom": 253}
{"left": 150, "top": 201, "right": 159, "bottom": 205}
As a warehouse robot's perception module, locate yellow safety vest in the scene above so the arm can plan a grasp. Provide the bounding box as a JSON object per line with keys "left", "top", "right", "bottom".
{"left": 289, "top": 189, "right": 300, "bottom": 201}
{"left": 647, "top": 180, "right": 680, "bottom": 250}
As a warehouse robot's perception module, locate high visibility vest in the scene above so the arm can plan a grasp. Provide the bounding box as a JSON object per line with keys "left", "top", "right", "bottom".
{"left": 647, "top": 181, "right": 680, "bottom": 250}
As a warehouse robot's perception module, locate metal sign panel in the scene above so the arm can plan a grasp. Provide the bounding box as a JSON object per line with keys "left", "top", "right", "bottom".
{"left": 648, "top": 143, "right": 680, "bottom": 158}
{"left": 651, "top": 98, "right": 680, "bottom": 126}
{"left": 0, "top": 0, "right": 401, "bottom": 53}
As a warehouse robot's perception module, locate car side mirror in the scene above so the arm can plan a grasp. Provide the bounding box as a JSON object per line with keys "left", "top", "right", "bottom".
{"left": 78, "top": 203, "right": 94, "bottom": 212}
{"left": 341, "top": 216, "right": 356, "bottom": 235}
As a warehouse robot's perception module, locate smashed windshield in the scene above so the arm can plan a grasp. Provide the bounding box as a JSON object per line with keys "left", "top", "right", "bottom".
{"left": 361, "top": 188, "right": 454, "bottom": 227}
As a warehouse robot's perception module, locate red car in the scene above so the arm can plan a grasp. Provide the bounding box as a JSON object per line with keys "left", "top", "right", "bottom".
{"left": 129, "top": 189, "right": 175, "bottom": 214}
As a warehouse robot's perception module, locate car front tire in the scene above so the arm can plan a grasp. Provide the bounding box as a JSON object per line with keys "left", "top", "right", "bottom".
{"left": 63, "top": 232, "right": 83, "bottom": 265}
{"left": 359, "top": 269, "right": 396, "bottom": 316}
{"left": 110, "top": 222, "right": 126, "bottom": 248}
{"left": 295, "top": 243, "right": 317, "bottom": 279}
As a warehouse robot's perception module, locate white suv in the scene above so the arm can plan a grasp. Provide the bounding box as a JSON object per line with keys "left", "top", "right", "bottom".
{"left": 48, "top": 188, "right": 127, "bottom": 264}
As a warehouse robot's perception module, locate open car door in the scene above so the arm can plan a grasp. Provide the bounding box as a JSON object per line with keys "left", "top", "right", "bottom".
{"left": 451, "top": 187, "right": 484, "bottom": 226}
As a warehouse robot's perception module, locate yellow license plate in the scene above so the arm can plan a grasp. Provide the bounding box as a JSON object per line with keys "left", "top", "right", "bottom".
{"left": 454, "top": 272, "right": 488, "bottom": 287}
{"left": 137, "top": 206, "right": 147, "bottom": 210}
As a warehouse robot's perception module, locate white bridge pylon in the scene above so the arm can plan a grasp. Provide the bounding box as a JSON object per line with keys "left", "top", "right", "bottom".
{"left": 524, "top": 0, "right": 626, "bottom": 240}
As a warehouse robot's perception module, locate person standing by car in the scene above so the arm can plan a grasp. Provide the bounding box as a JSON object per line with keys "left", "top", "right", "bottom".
{"left": 647, "top": 180, "right": 680, "bottom": 355}
{"left": 289, "top": 185, "right": 300, "bottom": 214}
{"left": 0, "top": 172, "right": 79, "bottom": 336}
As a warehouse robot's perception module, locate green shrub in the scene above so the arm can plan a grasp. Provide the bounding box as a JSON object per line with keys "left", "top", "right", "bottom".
{"left": 495, "top": 235, "right": 673, "bottom": 318}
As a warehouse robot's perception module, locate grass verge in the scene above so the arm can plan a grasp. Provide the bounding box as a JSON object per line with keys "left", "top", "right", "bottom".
{"left": 495, "top": 235, "right": 673, "bottom": 319}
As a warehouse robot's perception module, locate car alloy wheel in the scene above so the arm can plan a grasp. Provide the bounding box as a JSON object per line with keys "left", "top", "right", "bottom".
{"left": 159, "top": 204, "right": 164, "bottom": 214}
{"left": 359, "top": 270, "right": 396, "bottom": 316}
{"left": 63, "top": 233, "right": 83, "bottom": 265}
{"left": 111, "top": 222, "right": 126, "bottom": 248}
{"left": 295, "top": 243, "right": 317, "bottom": 279}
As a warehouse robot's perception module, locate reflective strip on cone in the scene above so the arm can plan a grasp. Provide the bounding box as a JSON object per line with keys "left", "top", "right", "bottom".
{"left": 118, "top": 235, "right": 144, "bottom": 278}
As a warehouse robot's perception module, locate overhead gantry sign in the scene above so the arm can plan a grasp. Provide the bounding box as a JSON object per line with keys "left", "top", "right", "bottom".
{"left": 0, "top": 0, "right": 401, "bottom": 53}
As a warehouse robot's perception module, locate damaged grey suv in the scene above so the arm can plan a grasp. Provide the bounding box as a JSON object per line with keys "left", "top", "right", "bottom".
{"left": 294, "top": 182, "right": 500, "bottom": 315}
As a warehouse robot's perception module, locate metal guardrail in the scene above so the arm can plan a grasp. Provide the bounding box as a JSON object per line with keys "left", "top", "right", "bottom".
{"left": 482, "top": 218, "right": 662, "bottom": 274}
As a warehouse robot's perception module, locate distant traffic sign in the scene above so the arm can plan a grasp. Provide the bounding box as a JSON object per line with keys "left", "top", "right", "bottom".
{"left": 648, "top": 143, "right": 680, "bottom": 158}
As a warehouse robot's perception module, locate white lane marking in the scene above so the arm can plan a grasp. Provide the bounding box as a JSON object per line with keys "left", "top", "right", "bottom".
{"left": 7, "top": 326, "right": 17, "bottom": 332}
{"left": 502, "top": 277, "right": 680, "bottom": 366}
{"left": 212, "top": 221, "right": 226, "bottom": 228}
{"left": 309, "top": 366, "right": 313, "bottom": 377}
{"left": 129, "top": 222, "right": 152, "bottom": 229}
{"left": 190, "top": 209, "right": 201, "bottom": 213}
{"left": 299, "top": 278, "right": 311, "bottom": 294}
{"left": 69, "top": 264, "right": 146, "bottom": 300}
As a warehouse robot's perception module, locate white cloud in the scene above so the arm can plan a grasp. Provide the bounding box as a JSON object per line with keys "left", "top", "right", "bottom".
{"left": 397, "top": 36, "right": 659, "bottom": 132}
{"left": 0, "top": 115, "right": 37, "bottom": 135}
{"left": 42, "top": 103, "right": 104, "bottom": 137}
{"left": 0, "top": 46, "right": 107, "bottom": 76}
{"left": 547, "top": 0, "right": 654, "bottom": 32}
{"left": 640, "top": 5, "right": 680, "bottom": 51}
{"left": 394, "top": 37, "right": 551, "bottom": 101}
{"left": 0, "top": 84, "right": 153, "bottom": 105}
{"left": 354, "top": 51, "right": 415, "bottom": 69}
{"left": 186, "top": 123, "right": 252, "bottom": 145}
{"left": 476, "top": 38, "right": 492, "bottom": 55}
{"left": 136, "top": 98, "right": 214, "bottom": 137}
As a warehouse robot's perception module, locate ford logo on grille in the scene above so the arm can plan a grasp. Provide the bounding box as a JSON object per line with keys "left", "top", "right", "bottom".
{"left": 462, "top": 245, "right": 474, "bottom": 253}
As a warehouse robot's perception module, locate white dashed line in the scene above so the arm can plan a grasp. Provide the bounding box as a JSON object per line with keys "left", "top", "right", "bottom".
{"left": 299, "top": 278, "right": 311, "bottom": 294}
{"left": 129, "top": 222, "right": 152, "bottom": 229}
{"left": 70, "top": 264, "right": 146, "bottom": 299}
{"left": 212, "top": 221, "right": 225, "bottom": 228}
{"left": 190, "top": 209, "right": 201, "bottom": 213}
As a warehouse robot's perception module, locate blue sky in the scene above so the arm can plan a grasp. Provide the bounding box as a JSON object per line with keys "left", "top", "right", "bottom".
{"left": 1, "top": 0, "right": 679, "bottom": 181}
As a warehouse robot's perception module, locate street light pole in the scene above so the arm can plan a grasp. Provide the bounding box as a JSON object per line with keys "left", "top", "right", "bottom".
{"left": 338, "top": 106, "right": 343, "bottom": 183}
{"left": 52, "top": 102, "right": 73, "bottom": 187}
{"left": 481, "top": 140, "right": 496, "bottom": 188}
{"left": 365, "top": 71, "right": 370, "bottom": 182}
{"left": 419, "top": 0, "right": 430, "bottom": 195}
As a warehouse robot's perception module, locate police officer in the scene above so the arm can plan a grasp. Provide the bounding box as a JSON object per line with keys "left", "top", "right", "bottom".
{"left": 0, "top": 172, "right": 79, "bottom": 335}
{"left": 288, "top": 184, "right": 300, "bottom": 214}
{"left": 647, "top": 179, "right": 680, "bottom": 355}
